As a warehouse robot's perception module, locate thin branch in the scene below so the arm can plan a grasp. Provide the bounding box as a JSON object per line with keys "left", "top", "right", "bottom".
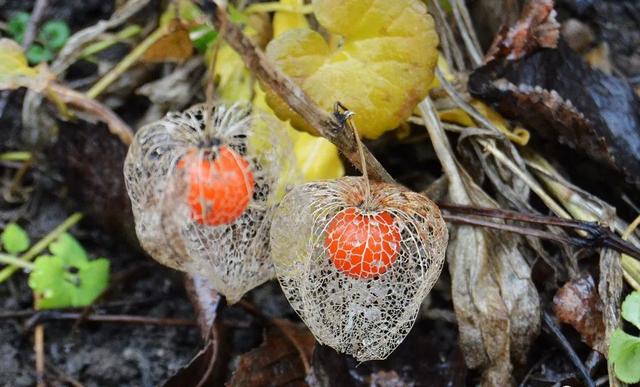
{"left": 22, "top": 0, "right": 49, "bottom": 49}
{"left": 440, "top": 204, "right": 640, "bottom": 259}
{"left": 209, "top": 3, "right": 393, "bottom": 183}
{"left": 543, "top": 312, "right": 596, "bottom": 387}
{"left": 48, "top": 82, "right": 134, "bottom": 145}
{"left": 23, "top": 311, "right": 197, "bottom": 331}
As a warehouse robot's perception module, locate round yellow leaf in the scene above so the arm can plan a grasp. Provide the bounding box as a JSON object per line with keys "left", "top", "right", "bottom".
{"left": 265, "top": 0, "right": 439, "bottom": 139}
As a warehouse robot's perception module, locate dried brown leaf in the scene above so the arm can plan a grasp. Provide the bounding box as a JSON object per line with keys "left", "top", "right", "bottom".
{"left": 484, "top": 0, "right": 559, "bottom": 63}
{"left": 420, "top": 99, "right": 540, "bottom": 386}
{"left": 227, "top": 321, "right": 315, "bottom": 387}
{"left": 553, "top": 274, "right": 606, "bottom": 353}
{"left": 142, "top": 20, "right": 194, "bottom": 63}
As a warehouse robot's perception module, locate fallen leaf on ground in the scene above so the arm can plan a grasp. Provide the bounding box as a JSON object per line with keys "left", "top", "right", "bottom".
{"left": 227, "top": 321, "right": 315, "bottom": 387}
{"left": 553, "top": 274, "right": 606, "bottom": 353}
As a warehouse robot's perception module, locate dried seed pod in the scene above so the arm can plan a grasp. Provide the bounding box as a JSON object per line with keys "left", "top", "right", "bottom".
{"left": 124, "top": 103, "right": 295, "bottom": 303}
{"left": 270, "top": 176, "right": 448, "bottom": 361}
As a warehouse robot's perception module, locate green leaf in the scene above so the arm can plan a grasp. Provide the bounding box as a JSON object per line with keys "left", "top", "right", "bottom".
{"left": 29, "top": 255, "right": 74, "bottom": 309}
{"left": 73, "top": 258, "right": 110, "bottom": 306}
{"left": 609, "top": 329, "right": 640, "bottom": 384}
{"left": 228, "top": 5, "right": 248, "bottom": 24}
{"left": 621, "top": 291, "right": 640, "bottom": 330}
{"left": 38, "top": 20, "right": 70, "bottom": 51}
{"left": 26, "top": 44, "right": 53, "bottom": 65}
{"left": 7, "top": 12, "right": 30, "bottom": 44}
{"left": 1, "top": 223, "right": 30, "bottom": 254}
{"left": 28, "top": 254, "right": 110, "bottom": 309}
{"left": 49, "top": 233, "right": 88, "bottom": 265}
{"left": 189, "top": 24, "right": 218, "bottom": 53}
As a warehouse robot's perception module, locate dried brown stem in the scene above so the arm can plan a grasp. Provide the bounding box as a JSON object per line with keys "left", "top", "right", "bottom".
{"left": 48, "top": 82, "right": 134, "bottom": 145}
{"left": 209, "top": 3, "right": 393, "bottom": 183}
{"left": 440, "top": 204, "right": 640, "bottom": 259}
{"left": 22, "top": 311, "right": 197, "bottom": 331}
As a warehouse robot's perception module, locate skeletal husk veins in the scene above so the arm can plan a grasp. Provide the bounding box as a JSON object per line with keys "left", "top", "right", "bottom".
{"left": 270, "top": 176, "right": 448, "bottom": 361}
{"left": 124, "top": 103, "right": 295, "bottom": 303}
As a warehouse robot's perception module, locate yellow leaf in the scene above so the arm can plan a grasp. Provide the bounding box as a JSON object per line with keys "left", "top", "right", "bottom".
{"left": 273, "top": 0, "right": 309, "bottom": 38}
{"left": 254, "top": 85, "right": 344, "bottom": 181}
{"left": 265, "top": 0, "right": 439, "bottom": 139}
{"left": 214, "top": 44, "right": 254, "bottom": 103}
{"left": 0, "top": 38, "right": 53, "bottom": 92}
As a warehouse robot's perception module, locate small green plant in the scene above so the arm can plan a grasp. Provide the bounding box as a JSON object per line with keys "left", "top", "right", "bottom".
{"left": 0, "top": 216, "right": 110, "bottom": 309}
{"left": 609, "top": 291, "right": 640, "bottom": 383}
{"left": 5, "top": 12, "right": 70, "bottom": 64}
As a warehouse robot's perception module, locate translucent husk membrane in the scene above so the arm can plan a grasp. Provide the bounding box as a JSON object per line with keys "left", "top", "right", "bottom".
{"left": 270, "top": 176, "right": 448, "bottom": 360}
{"left": 124, "top": 103, "right": 295, "bottom": 303}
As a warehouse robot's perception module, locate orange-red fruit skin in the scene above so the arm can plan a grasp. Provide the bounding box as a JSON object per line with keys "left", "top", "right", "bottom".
{"left": 178, "top": 146, "right": 254, "bottom": 226}
{"left": 324, "top": 207, "right": 401, "bottom": 279}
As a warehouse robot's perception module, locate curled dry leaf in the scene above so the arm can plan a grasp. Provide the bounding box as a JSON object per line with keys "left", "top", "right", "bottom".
{"left": 270, "top": 176, "right": 448, "bottom": 361}
{"left": 484, "top": 0, "right": 559, "bottom": 63}
{"left": 265, "top": 0, "right": 439, "bottom": 139}
{"left": 470, "top": 39, "right": 640, "bottom": 189}
{"left": 227, "top": 322, "right": 315, "bottom": 387}
{"left": 553, "top": 274, "right": 606, "bottom": 353}
{"left": 449, "top": 171, "right": 541, "bottom": 386}
{"left": 124, "top": 103, "right": 295, "bottom": 303}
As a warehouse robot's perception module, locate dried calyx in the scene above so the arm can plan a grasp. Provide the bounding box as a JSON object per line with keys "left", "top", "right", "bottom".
{"left": 124, "top": 103, "right": 295, "bottom": 303}
{"left": 270, "top": 177, "right": 448, "bottom": 360}
{"left": 270, "top": 110, "right": 448, "bottom": 360}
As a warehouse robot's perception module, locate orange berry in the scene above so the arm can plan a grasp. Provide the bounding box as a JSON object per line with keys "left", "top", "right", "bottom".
{"left": 324, "top": 207, "right": 401, "bottom": 279}
{"left": 177, "top": 146, "right": 254, "bottom": 226}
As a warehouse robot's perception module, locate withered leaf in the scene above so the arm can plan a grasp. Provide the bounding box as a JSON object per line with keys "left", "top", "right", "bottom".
{"left": 227, "top": 321, "right": 315, "bottom": 387}
{"left": 484, "top": 0, "right": 559, "bottom": 63}
{"left": 420, "top": 100, "right": 540, "bottom": 386}
{"left": 142, "top": 20, "right": 194, "bottom": 63}
{"left": 552, "top": 274, "right": 606, "bottom": 353}
{"left": 469, "top": 42, "right": 640, "bottom": 189}
{"left": 448, "top": 171, "right": 541, "bottom": 386}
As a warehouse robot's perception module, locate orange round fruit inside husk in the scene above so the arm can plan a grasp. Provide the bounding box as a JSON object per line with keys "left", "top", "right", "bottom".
{"left": 324, "top": 207, "right": 401, "bottom": 278}
{"left": 178, "top": 146, "right": 254, "bottom": 226}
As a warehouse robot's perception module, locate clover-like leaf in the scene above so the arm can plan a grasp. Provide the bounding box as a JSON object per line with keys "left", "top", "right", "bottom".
{"left": 49, "top": 233, "right": 88, "bottom": 265}
{"left": 621, "top": 290, "right": 640, "bottom": 330}
{"left": 1, "top": 223, "right": 30, "bottom": 255}
{"left": 265, "top": 0, "right": 439, "bottom": 139}
{"left": 29, "top": 255, "right": 74, "bottom": 309}
{"left": 609, "top": 329, "right": 640, "bottom": 384}
{"left": 7, "top": 12, "right": 30, "bottom": 43}
{"left": 39, "top": 20, "right": 70, "bottom": 51}
{"left": 29, "top": 254, "right": 110, "bottom": 310}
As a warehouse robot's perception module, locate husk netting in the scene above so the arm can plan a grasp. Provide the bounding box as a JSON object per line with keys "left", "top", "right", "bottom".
{"left": 124, "top": 103, "right": 295, "bottom": 303}
{"left": 270, "top": 176, "right": 448, "bottom": 360}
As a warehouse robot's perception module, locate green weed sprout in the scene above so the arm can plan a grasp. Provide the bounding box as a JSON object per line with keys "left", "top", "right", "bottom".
{"left": 0, "top": 216, "right": 109, "bottom": 309}
{"left": 6, "top": 12, "right": 70, "bottom": 64}
{"left": 609, "top": 291, "right": 640, "bottom": 383}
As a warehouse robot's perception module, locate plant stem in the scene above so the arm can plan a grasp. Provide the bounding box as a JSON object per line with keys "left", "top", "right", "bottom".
{"left": 86, "top": 24, "right": 169, "bottom": 99}
{"left": 245, "top": 2, "right": 313, "bottom": 14}
{"left": 0, "top": 212, "right": 83, "bottom": 283}
{"left": 0, "top": 151, "right": 32, "bottom": 162}
{"left": 0, "top": 254, "right": 35, "bottom": 270}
